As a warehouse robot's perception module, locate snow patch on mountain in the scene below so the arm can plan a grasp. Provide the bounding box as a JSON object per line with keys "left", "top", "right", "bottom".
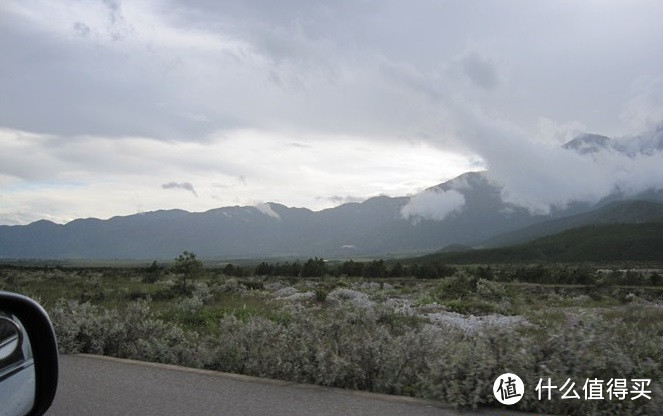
{"left": 255, "top": 203, "right": 281, "bottom": 220}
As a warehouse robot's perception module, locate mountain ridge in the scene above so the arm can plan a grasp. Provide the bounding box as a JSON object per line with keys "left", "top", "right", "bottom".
{"left": 2, "top": 129, "right": 662, "bottom": 260}
{"left": 0, "top": 171, "right": 544, "bottom": 259}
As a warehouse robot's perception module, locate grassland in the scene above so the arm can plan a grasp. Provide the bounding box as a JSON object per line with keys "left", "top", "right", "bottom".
{"left": 1, "top": 262, "right": 662, "bottom": 415}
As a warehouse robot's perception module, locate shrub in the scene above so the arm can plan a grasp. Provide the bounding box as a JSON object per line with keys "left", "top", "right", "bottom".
{"left": 435, "top": 273, "right": 478, "bottom": 300}
{"left": 476, "top": 278, "right": 507, "bottom": 301}
{"left": 45, "top": 285, "right": 663, "bottom": 415}
{"left": 142, "top": 261, "right": 163, "bottom": 283}
{"left": 314, "top": 288, "right": 328, "bottom": 303}
{"left": 240, "top": 279, "right": 265, "bottom": 291}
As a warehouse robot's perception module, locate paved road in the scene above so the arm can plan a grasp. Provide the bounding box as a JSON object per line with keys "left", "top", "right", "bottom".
{"left": 46, "top": 354, "right": 528, "bottom": 416}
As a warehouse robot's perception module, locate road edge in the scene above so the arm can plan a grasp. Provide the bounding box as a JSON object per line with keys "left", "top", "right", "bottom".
{"left": 70, "top": 354, "right": 534, "bottom": 415}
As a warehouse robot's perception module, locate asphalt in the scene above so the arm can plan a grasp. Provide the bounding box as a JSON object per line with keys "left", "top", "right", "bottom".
{"left": 45, "top": 354, "right": 532, "bottom": 416}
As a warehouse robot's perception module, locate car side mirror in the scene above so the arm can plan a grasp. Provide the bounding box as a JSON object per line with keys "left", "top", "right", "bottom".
{"left": 0, "top": 291, "right": 58, "bottom": 416}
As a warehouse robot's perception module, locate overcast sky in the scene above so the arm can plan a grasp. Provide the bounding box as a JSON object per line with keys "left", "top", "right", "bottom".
{"left": 1, "top": 0, "right": 663, "bottom": 225}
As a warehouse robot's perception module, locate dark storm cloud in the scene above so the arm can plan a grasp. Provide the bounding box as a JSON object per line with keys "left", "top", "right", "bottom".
{"left": 461, "top": 53, "right": 499, "bottom": 91}
{"left": 3, "top": 0, "right": 662, "bottom": 142}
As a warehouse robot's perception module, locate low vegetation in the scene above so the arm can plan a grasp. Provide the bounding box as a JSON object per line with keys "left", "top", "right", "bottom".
{"left": 1, "top": 258, "right": 662, "bottom": 415}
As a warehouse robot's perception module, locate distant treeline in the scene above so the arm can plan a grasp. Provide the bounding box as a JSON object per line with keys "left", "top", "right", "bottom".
{"left": 3, "top": 255, "right": 661, "bottom": 287}
{"left": 219, "top": 258, "right": 457, "bottom": 279}
{"left": 216, "top": 260, "right": 662, "bottom": 286}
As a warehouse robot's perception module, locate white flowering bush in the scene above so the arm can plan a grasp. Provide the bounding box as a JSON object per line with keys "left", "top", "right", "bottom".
{"left": 279, "top": 291, "right": 315, "bottom": 302}
{"left": 327, "top": 288, "right": 375, "bottom": 308}
{"left": 50, "top": 298, "right": 211, "bottom": 368}
{"left": 351, "top": 282, "right": 381, "bottom": 291}
{"left": 191, "top": 281, "right": 214, "bottom": 304}
{"left": 174, "top": 295, "right": 204, "bottom": 316}
{"left": 273, "top": 287, "right": 299, "bottom": 298}
{"left": 207, "top": 302, "right": 433, "bottom": 394}
{"left": 217, "top": 277, "right": 246, "bottom": 294}
{"left": 50, "top": 299, "right": 120, "bottom": 355}
{"left": 427, "top": 311, "right": 528, "bottom": 333}
{"left": 45, "top": 277, "right": 663, "bottom": 415}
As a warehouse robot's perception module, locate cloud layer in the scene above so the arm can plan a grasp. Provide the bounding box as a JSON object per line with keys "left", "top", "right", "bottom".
{"left": 0, "top": 128, "right": 469, "bottom": 224}
{"left": 448, "top": 105, "right": 663, "bottom": 214}
{"left": 1, "top": 1, "right": 663, "bottom": 224}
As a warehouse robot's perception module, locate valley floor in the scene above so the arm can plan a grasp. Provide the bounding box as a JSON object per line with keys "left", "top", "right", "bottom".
{"left": 2, "top": 263, "right": 662, "bottom": 415}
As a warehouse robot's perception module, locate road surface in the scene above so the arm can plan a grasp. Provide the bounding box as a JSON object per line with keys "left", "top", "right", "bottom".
{"left": 46, "top": 354, "right": 529, "bottom": 416}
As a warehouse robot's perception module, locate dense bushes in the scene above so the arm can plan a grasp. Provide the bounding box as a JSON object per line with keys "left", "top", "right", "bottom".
{"left": 7, "top": 261, "right": 661, "bottom": 415}
{"left": 50, "top": 298, "right": 210, "bottom": 368}
{"left": 50, "top": 293, "right": 662, "bottom": 415}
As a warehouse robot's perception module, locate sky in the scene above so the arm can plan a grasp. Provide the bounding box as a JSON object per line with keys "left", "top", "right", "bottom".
{"left": 1, "top": 0, "right": 663, "bottom": 225}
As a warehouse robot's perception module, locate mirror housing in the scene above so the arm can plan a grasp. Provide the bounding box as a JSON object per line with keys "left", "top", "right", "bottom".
{"left": 0, "top": 291, "right": 58, "bottom": 416}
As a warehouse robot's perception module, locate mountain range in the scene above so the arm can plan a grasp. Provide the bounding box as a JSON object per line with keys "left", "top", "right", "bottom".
{"left": 1, "top": 131, "right": 662, "bottom": 260}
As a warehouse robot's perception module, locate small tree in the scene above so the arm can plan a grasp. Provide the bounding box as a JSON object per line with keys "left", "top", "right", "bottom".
{"left": 254, "top": 262, "right": 275, "bottom": 276}
{"left": 173, "top": 251, "right": 203, "bottom": 293}
{"left": 363, "top": 260, "right": 387, "bottom": 278}
{"left": 222, "top": 263, "right": 247, "bottom": 277}
{"left": 143, "top": 260, "right": 163, "bottom": 283}
{"left": 389, "top": 262, "right": 405, "bottom": 277}
{"left": 301, "top": 258, "right": 327, "bottom": 277}
{"left": 339, "top": 260, "right": 364, "bottom": 277}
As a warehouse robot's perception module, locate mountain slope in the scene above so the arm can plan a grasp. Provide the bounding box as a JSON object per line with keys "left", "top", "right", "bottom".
{"left": 419, "top": 223, "right": 663, "bottom": 264}
{"left": 482, "top": 200, "right": 663, "bottom": 248}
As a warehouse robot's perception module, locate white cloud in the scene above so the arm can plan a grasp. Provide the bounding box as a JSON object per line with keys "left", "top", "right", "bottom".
{"left": 620, "top": 75, "right": 663, "bottom": 133}
{"left": 401, "top": 189, "right": 466, "bottom": 222}
{"left": 448, "top": 104, "right": 663, "bottom": 214}
{"left": 535, "top": 117, "right": 587, "bottom": 146}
